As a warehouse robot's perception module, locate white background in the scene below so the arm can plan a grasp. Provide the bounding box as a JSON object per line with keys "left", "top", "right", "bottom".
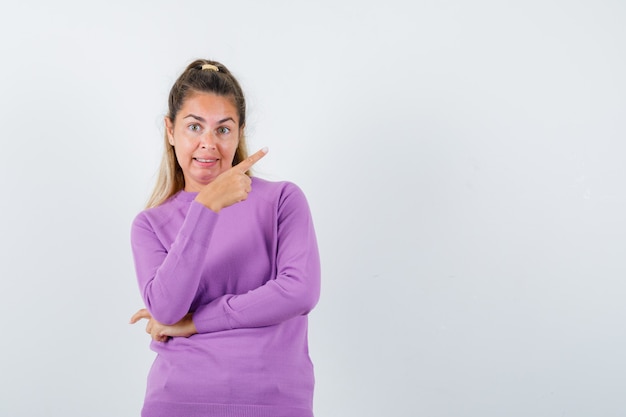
{"left": 1, "top": 1, "right": 625, "bottom": 416}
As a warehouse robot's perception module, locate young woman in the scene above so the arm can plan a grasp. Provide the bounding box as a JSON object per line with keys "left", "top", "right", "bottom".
{"left": 129, "top": 59, "right": 321, "bottom": 417}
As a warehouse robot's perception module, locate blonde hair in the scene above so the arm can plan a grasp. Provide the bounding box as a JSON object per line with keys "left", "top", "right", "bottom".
{"left": 146, "top": 59, "right": 249, "bottom": 208}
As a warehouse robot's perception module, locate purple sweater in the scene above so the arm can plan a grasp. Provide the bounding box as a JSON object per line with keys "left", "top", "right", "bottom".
{"left": 131, "top": 178, "right": 321, "bottom": 417}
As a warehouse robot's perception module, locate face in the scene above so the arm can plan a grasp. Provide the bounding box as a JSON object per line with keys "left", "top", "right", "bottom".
{"left": 166, "top": 92, "right": 241, "bottom": 192}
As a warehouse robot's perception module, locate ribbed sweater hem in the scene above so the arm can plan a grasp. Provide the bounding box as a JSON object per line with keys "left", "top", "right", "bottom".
{"left": 142, "top": 401, "right": 313, "bottom": 417}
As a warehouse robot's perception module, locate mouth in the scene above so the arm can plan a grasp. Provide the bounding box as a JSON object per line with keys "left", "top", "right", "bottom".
{"left": 194, "top": 157, "right": 218, "bottom": 163}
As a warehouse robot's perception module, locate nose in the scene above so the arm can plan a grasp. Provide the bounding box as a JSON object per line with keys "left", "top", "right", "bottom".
{"left": 199, "top": 132, "right": 217, "bottom": 150}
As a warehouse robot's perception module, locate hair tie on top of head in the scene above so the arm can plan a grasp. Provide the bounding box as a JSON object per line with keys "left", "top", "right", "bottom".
{"left": 201, "top": 64, "right": 219, "bottom": 72}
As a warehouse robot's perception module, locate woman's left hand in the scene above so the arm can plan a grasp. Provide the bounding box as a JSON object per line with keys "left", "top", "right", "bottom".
{"left": 129, "top": 308, "right": 198, "bottom": 342}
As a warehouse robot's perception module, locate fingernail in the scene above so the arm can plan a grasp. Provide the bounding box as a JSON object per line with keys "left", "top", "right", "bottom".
{"left": 261, "top": 147, "right": 269, "bottom": 153}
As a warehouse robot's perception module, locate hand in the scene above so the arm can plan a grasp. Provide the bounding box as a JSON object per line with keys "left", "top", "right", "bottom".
{"left": 195, "top": 147, "right": 268, "bottom": 212}
{"left": 129, "top": 308, "right": 197, "bottom": 342}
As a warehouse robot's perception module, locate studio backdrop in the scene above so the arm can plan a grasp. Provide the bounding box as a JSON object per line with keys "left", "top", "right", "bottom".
{"left": 1, "top": 1, "right": 625, "bottom": 416}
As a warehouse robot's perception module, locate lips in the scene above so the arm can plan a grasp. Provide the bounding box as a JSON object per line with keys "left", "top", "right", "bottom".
{"left": 194, "top": 157, "right": 217, "bottom": 163}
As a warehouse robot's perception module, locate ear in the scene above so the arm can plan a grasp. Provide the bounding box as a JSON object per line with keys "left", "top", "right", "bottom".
{"left": 165, "top": 117, "right": 175, "bottom": 146}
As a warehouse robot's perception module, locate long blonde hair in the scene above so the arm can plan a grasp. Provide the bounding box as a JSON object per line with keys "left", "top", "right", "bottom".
{"left": 146, "top": 59, "right": 249, "bottom": 208}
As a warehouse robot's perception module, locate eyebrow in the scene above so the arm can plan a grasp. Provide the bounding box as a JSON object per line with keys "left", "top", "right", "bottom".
{"left": 183, "top": 114, "right": 236, "bottom": 124}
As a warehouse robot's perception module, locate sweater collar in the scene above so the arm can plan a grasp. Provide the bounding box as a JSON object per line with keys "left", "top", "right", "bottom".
{"left": 173, "top": 190, "right": 199, "bottom": 203}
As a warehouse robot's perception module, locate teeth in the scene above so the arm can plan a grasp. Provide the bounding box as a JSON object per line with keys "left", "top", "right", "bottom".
{"left": 196, "top": 158, "right": 215, "bottom": 163}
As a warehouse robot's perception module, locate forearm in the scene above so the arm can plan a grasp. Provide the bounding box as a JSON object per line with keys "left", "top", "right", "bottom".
{"left": 132, "top": 201, "right": 218, "bottom": 324}
{"left": 191, "top": 269, "right": 320, "bottom": 333}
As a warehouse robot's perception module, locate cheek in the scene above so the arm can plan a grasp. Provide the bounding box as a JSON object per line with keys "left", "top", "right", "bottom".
{"left": 219, "top": 138, "right": 239, "bottom": 161}
{"left": 172, "top": 136, "right": 193, "bottom": 164}
{"left": 173, "top": 131, "right": 195, "bottom": 151}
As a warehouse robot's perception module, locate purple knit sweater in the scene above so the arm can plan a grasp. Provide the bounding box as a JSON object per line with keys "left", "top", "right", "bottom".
{"left": 131, "top": 177, "right": 321, "bottom": 417}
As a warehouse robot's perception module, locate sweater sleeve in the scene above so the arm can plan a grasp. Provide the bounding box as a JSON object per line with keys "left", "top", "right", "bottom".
{"left": 191, "top": 184, "right": 321, "bottom": 333}
{"left": 131, "top": 200, "right": 219, "bottom": 325}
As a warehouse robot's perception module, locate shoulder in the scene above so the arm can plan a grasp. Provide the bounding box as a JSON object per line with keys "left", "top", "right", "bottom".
{"left": 250, "top": 177, "right": 312, "bottom": 217}
{"left": 251, "top": 177, "right": 308, "bottom": 202}
{"left": 251, "top": 176, "right": 299, "bottom": 191}
{"left": 131, "top": 193, "right": 185, "bottom": 232}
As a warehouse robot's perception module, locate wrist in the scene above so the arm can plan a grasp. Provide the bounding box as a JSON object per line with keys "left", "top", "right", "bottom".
{"left": 186, "top": 313, "right": 198, "bottom": 337}
{"left": 194, "top": 195, "right": 222, "bottom": 213}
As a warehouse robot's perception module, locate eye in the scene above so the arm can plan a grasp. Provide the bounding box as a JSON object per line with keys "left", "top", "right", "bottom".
{"left": 188, "top": 123, "right": 201, "bottom": 132}
{"left": 217, "top": 126, "right": 231, "bottom": 135}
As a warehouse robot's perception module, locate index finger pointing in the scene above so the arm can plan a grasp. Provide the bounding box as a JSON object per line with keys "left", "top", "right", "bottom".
{"left": 235, "top": 147, "right": 268, "bottom": 173}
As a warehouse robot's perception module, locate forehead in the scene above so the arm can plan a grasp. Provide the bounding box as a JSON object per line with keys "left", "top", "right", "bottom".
{"left": 179, "top": 91, "right": 239, "bottom": 122}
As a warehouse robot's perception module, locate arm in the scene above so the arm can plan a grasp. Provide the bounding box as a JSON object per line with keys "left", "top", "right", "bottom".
{"left": 191, "top": 183, "right": 321, "bottom": 333}
{"left": 131, "top": 201, "right": 219, "bottom": 325}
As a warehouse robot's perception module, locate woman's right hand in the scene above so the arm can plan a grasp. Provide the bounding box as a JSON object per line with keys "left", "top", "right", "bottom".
{"left": 195, "top": 147, "right": 268, "bottom": 212}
